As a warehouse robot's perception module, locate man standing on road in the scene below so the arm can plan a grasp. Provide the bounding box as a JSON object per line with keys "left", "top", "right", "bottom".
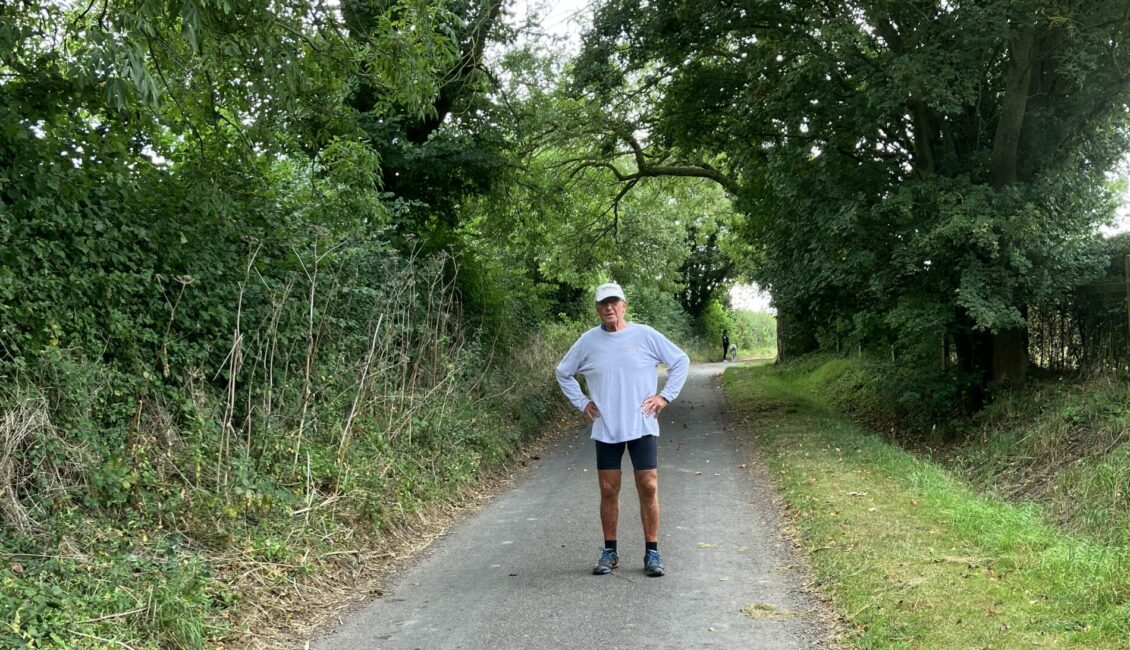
{"left": 555, "top": 282, "right": 690, "bottom": 577}
{"left": 722, "top": 329, "right": 730, "bottom": 362}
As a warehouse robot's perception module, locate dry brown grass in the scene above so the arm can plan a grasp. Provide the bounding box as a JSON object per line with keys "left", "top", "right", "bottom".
{"left": 0, "top": 389, "right": 89, "bottom": 533}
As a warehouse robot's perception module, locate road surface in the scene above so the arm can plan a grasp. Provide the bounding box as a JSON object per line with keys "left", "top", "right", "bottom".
{"left": 310, "top": 363, "right": 827, "bottom": 649}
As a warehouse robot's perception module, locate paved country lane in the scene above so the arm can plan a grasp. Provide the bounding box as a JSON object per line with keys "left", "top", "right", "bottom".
{"left": 309, "top": 362, "right": 828, "bottom": 650}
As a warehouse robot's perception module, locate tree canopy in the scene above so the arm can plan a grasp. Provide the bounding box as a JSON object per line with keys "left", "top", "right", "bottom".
{"left": 574, "top": 0, "right": 1130, "bottom": 387}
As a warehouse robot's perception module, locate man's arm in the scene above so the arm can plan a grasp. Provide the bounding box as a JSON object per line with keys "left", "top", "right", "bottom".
{"left": 555, "top": 338, "right": 592, "bottom": 413}
{"left": 653, "top": 332, "right": 690, "bottom": 403}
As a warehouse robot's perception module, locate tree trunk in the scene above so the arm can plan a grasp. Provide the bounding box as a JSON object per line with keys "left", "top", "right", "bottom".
{"left": 990, "top": 329, "right": 1028, "bottom": 388}
{"left": 990, "top": 25, "right": 1036, "bottom": 188}
{"left": 953, "top": 322, "right": 1028, "bottom": 410}
{"left": 953, "top": 327, "right": 989, "bottom": 411}
{"left": 980, "top": 25, "right": 1036, "bottom": 388}
{"left": 776, "top": 311, "right": 818, "bottom": 363}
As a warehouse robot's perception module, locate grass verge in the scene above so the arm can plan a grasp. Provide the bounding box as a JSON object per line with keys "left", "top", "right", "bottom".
{"left": 724, "top": 363, "right": 1130, "bottom": 649}
{"left": 961, "top": 378, "right": 1130, "bottom": 548}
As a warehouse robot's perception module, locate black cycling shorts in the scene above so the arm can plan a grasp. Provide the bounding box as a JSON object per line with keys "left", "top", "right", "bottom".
{"left": 595, "top": 435, "right": 658, "bottom": 471}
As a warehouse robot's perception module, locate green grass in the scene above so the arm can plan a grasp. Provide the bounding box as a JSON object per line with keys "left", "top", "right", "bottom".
{"left": 724, "top": 364, "right": 1130, "bottom": 649}
{"left": 962, "top": 379, "right": 1130, "bottom": 547}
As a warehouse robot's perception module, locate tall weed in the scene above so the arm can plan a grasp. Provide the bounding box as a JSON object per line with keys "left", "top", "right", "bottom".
{"left": 0, "top": 240, "right": 568, "bottom": 648}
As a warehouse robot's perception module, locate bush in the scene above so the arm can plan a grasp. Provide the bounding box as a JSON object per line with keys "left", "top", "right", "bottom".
{"left": 730, "top": 310, "right": 777, "bottom": 357}
{"left": 776, "top": 352, "right": 976, "bottom": 438}
{"left": 0, "top": 229, "right": 572, "bottom": 647}
{"left": 623, "top": 283, "right": 697, "bottom": 342}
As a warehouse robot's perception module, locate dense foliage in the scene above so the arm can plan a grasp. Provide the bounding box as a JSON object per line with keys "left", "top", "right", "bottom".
{"left": 0, "top": 1, "right": 758, "bottom": 645}
{"left": 0, "top": 1, "right": 533, "bottom": 646}
{"left": 575, "top": 0, "right": 1130, "bottom": 394}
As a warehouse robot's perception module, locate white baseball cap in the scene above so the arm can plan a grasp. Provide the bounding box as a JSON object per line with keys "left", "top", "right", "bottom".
{"left": 595, "top": 282, "right": 626, "bottom": 302}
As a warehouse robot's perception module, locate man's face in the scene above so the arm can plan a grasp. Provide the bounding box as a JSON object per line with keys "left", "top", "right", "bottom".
{"left": 596, "top": 297, "right": 626, "bottom": 326}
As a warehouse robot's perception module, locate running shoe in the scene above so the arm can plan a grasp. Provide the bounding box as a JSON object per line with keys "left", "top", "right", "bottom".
{"left": 593, "top": 547, "right": 619, "bottom": 575}
{"left": 644, "top": 549, "right": 665, "bottom": 577}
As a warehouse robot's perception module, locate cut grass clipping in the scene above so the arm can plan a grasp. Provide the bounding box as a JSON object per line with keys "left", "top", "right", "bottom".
{"left": 724, "top": 365, "right": 1129, "bottom": 649}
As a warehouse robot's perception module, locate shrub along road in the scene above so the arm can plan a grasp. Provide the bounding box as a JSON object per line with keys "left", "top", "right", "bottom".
{"left": 309, "top": 363, "right": 830, "bottom": 649}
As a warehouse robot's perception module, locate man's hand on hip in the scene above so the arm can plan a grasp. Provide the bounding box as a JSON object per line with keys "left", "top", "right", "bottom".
{"left": 641, "top": 395, "right": 669, "bottom": 418}
{"left": 584, "top": 402, "right": 601, "bottom": 421}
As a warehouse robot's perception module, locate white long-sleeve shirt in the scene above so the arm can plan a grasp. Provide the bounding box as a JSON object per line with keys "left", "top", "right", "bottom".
{"left": 555, "top": 323, "right": 690, "bottom": 443}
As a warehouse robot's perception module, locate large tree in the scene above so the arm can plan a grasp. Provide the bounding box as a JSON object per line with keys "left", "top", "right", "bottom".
{"left": 575, "top": 0, "right": 1130, "bottom": 391}
{"left": 341, "top": 0, "right": 513, "bottom": 239}
{"left": 445, "top": 38, "right": 745, "bottom": 310}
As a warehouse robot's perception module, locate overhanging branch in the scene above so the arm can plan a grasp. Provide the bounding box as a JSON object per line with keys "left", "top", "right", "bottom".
{"left": 576, "top": 130, "right": 743, "bottom": 196}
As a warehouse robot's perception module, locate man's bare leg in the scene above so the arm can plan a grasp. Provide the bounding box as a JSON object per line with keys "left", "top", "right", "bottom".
{"left": 635, "top": 468, "right": 664, "bottom": 575}
{"left": 635, "top": 469, "right": 659, "bottom": 542}
{"left": 598, "top": 469, "right": 622, "bottom": 541}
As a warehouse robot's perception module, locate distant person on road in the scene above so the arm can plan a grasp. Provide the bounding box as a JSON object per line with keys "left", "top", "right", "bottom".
{"left": 555, "top": 282, "right": 690, "bottom": 577}
{"left": 722, "top": 329, "right": 730, "bottom": 362}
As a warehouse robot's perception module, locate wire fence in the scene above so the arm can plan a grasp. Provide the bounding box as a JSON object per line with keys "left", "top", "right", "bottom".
{"left": 1028, "top": 255, "right": 1130, "bottom": 375}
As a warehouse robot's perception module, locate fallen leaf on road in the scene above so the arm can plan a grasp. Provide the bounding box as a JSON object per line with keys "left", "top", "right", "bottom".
{"left": 697, "top": 542, "right": 716, "bottom": 548}
{"left": 694, "top": 471, "right": 702, "bottom": 475}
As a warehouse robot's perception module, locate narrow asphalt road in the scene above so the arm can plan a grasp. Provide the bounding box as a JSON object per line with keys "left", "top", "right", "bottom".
{"left": 310, "top": 363, "right": 827, "bottom": 649}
